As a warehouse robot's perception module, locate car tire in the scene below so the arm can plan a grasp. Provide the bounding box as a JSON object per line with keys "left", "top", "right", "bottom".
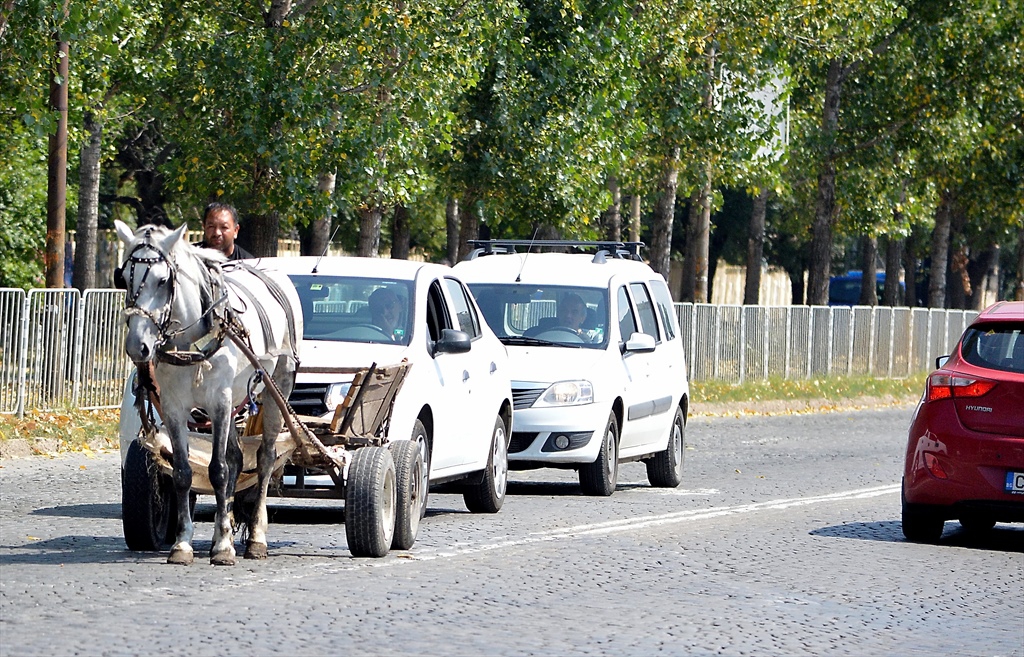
{"left": 901, "top": 481, "right": 944, "bottom": 544}
{"left": 388, "top": 439, "right": 425, "bottom": 550}
{"left": 410, "top": 419, "right": 432, "bottom": 519}
{"left": 122, "top": 439, "right": 176, "bottom": 551}
{"left": 647, "top": 406, "right": 685, "bottom": 488}
{"left": 345, "top": 446, "right": 397, "bottom": 558}
{"left": 959, "top": 515, "right": 996, "bottom": 533}
{"left": 463, "top": 415, "right": 508, "bottom": 513}
{"left": 580, "top": 412, "right": 619, "bottom": 496}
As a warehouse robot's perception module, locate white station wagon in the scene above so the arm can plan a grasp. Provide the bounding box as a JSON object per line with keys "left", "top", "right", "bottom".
{"left": 454, "top": 240, "right": 689, "bottom": 496}
{"left": 120, "top": 256, "right": 514, "bottom": 521}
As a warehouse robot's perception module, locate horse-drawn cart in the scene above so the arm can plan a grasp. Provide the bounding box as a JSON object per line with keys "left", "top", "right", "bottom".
{"left": 122, "top": 360, "right": 425, "bottom": 558}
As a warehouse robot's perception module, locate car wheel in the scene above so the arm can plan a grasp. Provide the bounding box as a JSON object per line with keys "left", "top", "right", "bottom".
{"left": 647, "top": 406, "right": 685, "bottom": 488}
{"left": 901, "top": 481, "right": 944, "bottom": 544}
{"left": 580, "top": 412, "right": 619, "bottom": 496}
{"left": 410, "top": 419, "right": 432, "bottom": 519}
{"left": 387, "top": 439, "right": 425, "bottom": 550}
{"left": 463, "top": 415, "right": 508, "bottom": 513}
{"left": 959, "top": 515, "right": 996, "bottom": 533}
{"left": 122, "top": 440, "right": 176, "bottom": 551}
{"left": 345, "top": 446, "right": 397, "bottom": 558}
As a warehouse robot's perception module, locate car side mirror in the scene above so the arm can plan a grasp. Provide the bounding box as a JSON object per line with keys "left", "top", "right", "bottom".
{"left": 433, "top": 328, "right": 471, "bottom": 355}
{"left": 935, "top": 355, "right": 950, "bottom": 369}
{"left": 624, "top": 332, "right": 656, "bottom": 353}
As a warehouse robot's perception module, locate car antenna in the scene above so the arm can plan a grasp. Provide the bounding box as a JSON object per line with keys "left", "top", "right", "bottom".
{"left": 515, "top": 227, "right": 540, "bottom": 282}
{"left": 312, "top": 223, "right": 342, "bottom": 274}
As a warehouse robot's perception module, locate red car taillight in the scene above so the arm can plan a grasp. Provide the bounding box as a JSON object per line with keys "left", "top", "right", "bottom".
{"left": 926, "top": 372, "right": 997, "bottom": 402}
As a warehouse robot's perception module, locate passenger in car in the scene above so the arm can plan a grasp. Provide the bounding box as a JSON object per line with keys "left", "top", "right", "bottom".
{"left": 558, "top": 293, "right": 588, "bottom": 335}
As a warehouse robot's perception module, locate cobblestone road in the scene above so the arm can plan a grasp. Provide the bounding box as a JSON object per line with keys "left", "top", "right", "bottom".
{"left": 1, "top": 407, "right": 1021, "bottom": 656}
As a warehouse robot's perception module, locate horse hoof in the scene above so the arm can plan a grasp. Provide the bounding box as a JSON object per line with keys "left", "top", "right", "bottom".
{"left": 167, "top": 548, "right": 194, "bottom": 566}
{"left": 245, "top": 542, "right": 268, "bottom": 560}
{"left": 210, "top": 551, "right": 236, "bottom": 566}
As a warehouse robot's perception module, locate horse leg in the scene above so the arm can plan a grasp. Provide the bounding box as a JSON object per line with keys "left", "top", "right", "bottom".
{"left": 208, "top": 400, "right": 237, "bottom": 566}
{"left": 245, "top": 358, "right": 292, "bottom": 560}
{"left": 165, "top": 420, "right": 195, "bottom": 565}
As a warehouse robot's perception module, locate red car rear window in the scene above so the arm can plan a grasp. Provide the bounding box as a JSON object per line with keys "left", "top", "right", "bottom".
{"left": 960, "top": 325, "right": 1024, "bottom": 374}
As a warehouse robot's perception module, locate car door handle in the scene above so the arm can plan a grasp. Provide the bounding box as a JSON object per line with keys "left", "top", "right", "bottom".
{"left": 490, "top": 362, "right": 497, "bottom": 373}
{"left": 463, "top": 370, "right": 470, "bottom": 382}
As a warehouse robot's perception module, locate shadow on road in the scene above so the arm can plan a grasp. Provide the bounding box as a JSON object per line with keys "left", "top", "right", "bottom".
{"left": 810, "top": 519, "right": 1023, "bottom": 553}
{"left": 0, "top": 535, "right": 143, "bottom": 565}
{"left": 32, "top": 503, "right": 119, "bottom": 520}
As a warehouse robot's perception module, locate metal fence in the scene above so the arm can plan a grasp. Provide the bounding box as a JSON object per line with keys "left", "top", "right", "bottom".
{"left": 0, "top": 288, "right": 978, "bottom": 415}
{"left": 676, "top": 302, "right": 977, "bottom": 383}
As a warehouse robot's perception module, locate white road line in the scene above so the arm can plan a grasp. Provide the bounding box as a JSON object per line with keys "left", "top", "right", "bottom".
{"left": 203, "top": 483, "right": 901, "bottom": 588}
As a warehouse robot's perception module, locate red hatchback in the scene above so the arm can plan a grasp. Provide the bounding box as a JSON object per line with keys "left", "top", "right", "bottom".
{"left": 902, "top": 301, "right": 1024, "bottom": 542}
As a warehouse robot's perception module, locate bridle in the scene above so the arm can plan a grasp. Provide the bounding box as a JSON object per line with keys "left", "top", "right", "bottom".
{"left": 120, "top": 233, "right": 231, "bottom": 364}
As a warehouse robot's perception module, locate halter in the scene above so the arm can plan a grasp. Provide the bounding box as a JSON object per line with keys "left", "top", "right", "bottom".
{"left": 121, "top": 231, "right": 231, "bottom": 365}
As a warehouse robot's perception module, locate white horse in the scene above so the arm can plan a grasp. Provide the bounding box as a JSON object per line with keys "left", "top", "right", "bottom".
{"left": 115, "top": 220, "right": 302, "bottom": 565}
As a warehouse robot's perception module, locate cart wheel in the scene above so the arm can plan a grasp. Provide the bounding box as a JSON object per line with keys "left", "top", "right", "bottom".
{"left": 388, "top": 440, "right": 426, "bottom": 550}
{"left": 345, "top": 447, "right": 397, "bottom": 558}
{"left": 121, "top": 440, "right": 176, "bottom": 551}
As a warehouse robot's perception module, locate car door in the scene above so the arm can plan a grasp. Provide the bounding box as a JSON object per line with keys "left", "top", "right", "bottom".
{"left": 423, "top": 277, "right": 475, "bottom": 473}
{"left": 618, "top": 281, "right": 669, "bottom": 453}
{"left": 614, "top": 283, "right": 654, "bottom": 452}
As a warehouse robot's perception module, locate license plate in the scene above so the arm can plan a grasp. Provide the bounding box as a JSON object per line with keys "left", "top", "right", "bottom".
{"left": 1005, "top": 471, "right": 1024, "bottom": 494}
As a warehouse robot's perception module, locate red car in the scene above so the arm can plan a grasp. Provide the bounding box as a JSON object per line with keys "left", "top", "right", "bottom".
{"left": 902, "top": 300, "right": 1024, "bottom": 542}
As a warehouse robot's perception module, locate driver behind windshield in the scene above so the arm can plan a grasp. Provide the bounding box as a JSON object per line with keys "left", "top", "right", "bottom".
{"left": 369, "top": 287, "right": 404, "bottom": 341}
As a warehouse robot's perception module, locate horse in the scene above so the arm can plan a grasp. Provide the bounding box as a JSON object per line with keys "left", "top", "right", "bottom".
{"left": 114, "top": 220, "right": 302, "bottom": 565}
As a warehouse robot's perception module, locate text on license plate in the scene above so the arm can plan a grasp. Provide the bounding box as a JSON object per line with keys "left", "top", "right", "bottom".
{"left": 1005, "top": 471, "right": 1024, "bottom": 494}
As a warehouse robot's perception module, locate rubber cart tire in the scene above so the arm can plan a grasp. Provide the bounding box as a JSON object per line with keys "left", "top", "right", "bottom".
{"left": 346, "top": 446, "right": 397, "bottom": 558}
{"left": 388, "top": 439, "right": 425, "bottom": 550}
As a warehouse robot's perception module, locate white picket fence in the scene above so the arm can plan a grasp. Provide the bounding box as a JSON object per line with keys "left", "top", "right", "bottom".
{"left": 0, "top": 287, "right": 977, "bottom": 415}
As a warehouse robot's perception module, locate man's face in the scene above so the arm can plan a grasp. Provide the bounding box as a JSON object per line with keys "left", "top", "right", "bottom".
{"left": 203, "top": 209, "right": 239, "bottom": 256}
{"left": 373, "top": 292, "right": 400, "bottom": 330}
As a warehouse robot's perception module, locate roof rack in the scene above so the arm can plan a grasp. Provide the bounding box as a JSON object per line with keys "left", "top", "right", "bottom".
{"left": 466, "top": 239, "right": 645, "bottom": 261}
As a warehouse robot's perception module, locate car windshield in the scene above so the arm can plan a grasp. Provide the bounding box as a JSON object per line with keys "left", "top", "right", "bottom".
{"left": 468, "top": 283, "right": 608, "bottom": 349}
{"left": 960, "top": 323, "right": 1024, "bottom": 374}
{"left": 289, "top": 275, "right": 413, "bottom": 345}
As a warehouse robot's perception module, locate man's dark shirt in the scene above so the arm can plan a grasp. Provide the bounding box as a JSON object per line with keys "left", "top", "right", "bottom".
{"left": 196, "top": 241, "right": 255, "bottom": 260}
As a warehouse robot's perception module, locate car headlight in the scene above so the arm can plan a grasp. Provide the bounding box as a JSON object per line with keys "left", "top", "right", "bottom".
{"left": 325, "top": 382, "right": 352, "bottom": 411}
{"left": 536, "top": 380, "right": 594, "bottom": 407}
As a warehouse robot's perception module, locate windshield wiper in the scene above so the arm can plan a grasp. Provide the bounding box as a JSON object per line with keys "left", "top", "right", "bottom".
{"left": 500, "top": 336, "right": 582, "bottom": 348}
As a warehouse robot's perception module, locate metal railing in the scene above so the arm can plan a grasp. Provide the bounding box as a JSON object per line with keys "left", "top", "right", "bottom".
{"left": 0, "top": 288, "right": 978, "bottom": 415}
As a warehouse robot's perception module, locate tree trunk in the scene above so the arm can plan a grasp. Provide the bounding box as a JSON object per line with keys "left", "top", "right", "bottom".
{"left": 241, "top": 212, "right": 279, "bottom": 257}
{"left": 680, "top": 190, "right": 699, "bottom": 302}
{"left": 694, "top": 164, "right": 712, "bottom": 303}
{"left": 744, "top": 187, "right": 769, "bottom": 305}
{"left": 391, "top": 204, "right": 410, "bottom": 260}
{"left": 928, "top": 191, "right": 953, "bottom": 308}
{"left": 650, "top": 148, "right": 680, "bottom": 280}
{"left": 457, "top": 194, "right": 478, "bottom": 261}
{"left": 883, "top": 235, "right": 903, "bottom": 307}
{"left": 603, "top": 176, "right": 621, "bottom": 242}
{"left": 1016, "top": 223, "right": 1024, "bottom": 301}
{"left": 965, "top": 244, "right": 998, "bottom": 310}
{"left": 46, "top": 36, "right": 69, "bottom": 288}
{"left": 806, "top": 58, "right": 844, "bottom": 306}
{"left": 72, "top": 111, "right": 102, "bottom": 291}
{"left": 445, "top": 198, "right": 459, "bottom": 265}
{"left": 903, "top": 226, "right": 920, "bottom": 308}
{"left": 858, "top": 235, "right": 878, "bottom": 306}
{"left": 628, "top": 193, "right": 641, "bottom": 243}
{"left": 299, "top": 172, "right": 335, "bottom": 256}
{"left": 358, "top": 205, "right": 383, "bottom": 257}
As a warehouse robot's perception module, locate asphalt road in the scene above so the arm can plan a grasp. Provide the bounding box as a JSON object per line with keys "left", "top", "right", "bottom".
{"left": 1, "top": 406, "right": 1021, "bottom": 657}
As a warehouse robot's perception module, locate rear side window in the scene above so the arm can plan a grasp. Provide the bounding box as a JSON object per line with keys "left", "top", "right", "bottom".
{"left": 961, "top": 325, "right": 1024, "bottom": 374}
{"left": 649, "top": 279, "right": 678, "bottom": 341}
{"left": 629, "top": 282, "right": 659, "bottom": 340}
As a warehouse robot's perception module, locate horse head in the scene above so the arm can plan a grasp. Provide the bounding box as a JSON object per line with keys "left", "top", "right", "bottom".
{"left": 115, "top": 220, "right": 193, "bottom": 363}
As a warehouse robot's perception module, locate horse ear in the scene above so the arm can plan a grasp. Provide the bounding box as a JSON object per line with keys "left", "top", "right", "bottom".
{"left": 160, "top": 223, "right": 189, "bottom": 253}
{"left": 114, "top": 220, "right": 136, "bottom": 245}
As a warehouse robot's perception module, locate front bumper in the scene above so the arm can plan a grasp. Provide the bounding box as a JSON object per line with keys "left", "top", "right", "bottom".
{"left": 508, "top": 403, "right": 608, "bottom": 465}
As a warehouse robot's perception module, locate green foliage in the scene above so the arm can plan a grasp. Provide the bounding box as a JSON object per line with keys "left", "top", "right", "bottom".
{"left": 0, "top": 129, "right": 47, "bottom": 289}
